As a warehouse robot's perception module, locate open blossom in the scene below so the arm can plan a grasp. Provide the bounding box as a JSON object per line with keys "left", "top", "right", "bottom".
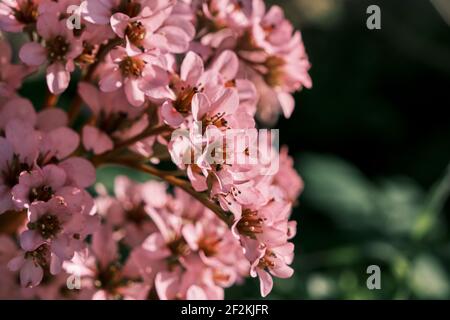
{"left": 98, "top": 42, "right": 169, "bottom": 106}
{"left": 19, "top": 14, "right": 83, "bottom": 94}
{"left": 95, "top": 175, "right": 164, "bottom": 246}
{"left": 0, "top": 0, "right": 41, "bottom": 32}
{"left": 109, "top": 0, "right": 194, "bottom": 53}
{"left": 64, "top": 224, "right": 150, "bottom": 300}
{"left": 11, "top": 164, "right": 68, "bottom": 209}
{"left": 250, "top": 242, "right": 295, "bottom": 297}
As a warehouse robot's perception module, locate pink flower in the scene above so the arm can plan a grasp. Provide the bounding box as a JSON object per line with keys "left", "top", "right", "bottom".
{"left": 155, "top": 258, "right": 224, "bottom": 300}
{"left": 0, "top": 40, "right": 35, "bottom": 99}
{"left": 110, "top": 0, "right": 194, "bottom": 53}
{"left": 0, "top": 0, "right": 42, "bottom": 32}
{"left": 161, "top": 51, "right": 219, "bottom": 127}
{"left": 209, "top": 50, "right": 258, "bottom": 115}
{"left": 0, "top": 97, "right": 37, "bottom": 129}
{"left": 99, "top": 42, "right": 169, "bottom": 106}
{"left": 0, "top": 235, "right": 23, "bottom": 298}
{"left": 95, "top": 176, "right": 165, "bottom": 247}
{"left": 78, "top": 82, "right": 144, "bottom": 154}
{"left": 0, "top": 122, "right": 39, "bottom": 214}
{"left": 20, "top": 197, "right": 74, "bottom": 257}
{"left": 250, "top": 242, "right": 295, "bottom": 297}
{"left": 195, "top": 0, "right": 312, "bottom": 123}
{"left": 233, "top": 200, "right": 293, "bottom": 248}
{"left": 12, "top": 164, "right": 68, "bottom": 209}
{"left": 8, "top": 244, "right": 51, "bottom": 287}
{"left": 83, "top": 0, "right": 148, "bottom": 25}
{"left": 19, "top": 14, "right": 83, "bottom": 94}
{"left": 64, "top": 224, "right": 150, "bottom": 300}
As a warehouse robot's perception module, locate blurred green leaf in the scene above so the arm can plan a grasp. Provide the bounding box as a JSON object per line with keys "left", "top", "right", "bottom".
{"left": 409, "top": 255, "right": 450, "bottom": 298}
{"left": 94, "top": 165, "right": 152, "bottom": 194}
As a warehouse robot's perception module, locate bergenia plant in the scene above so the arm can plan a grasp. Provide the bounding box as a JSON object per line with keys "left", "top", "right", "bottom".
{"left": 0, "top": 0, "right": 311, "bottom": 299}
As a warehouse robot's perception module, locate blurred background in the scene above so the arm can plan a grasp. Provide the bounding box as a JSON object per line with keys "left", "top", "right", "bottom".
{"left": 15, "top": 0, "right": 450, "bottom": 299}
{"left": 226, "top": 0, "right": 450, "bottom": 299}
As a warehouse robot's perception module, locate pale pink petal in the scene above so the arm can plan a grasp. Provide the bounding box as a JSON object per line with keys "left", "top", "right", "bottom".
{"left": 180, "top": 51, "right": 204, "bottom": 85}
{"left": 20, "top": 258, "right": 43, "bottom": 287}
{"left": 20, "top": 230, "right": 44, "bottom": 252}
{"left": 124, "top": 79, "right": 145, "bottom": 107}
{"left": 37, "top": 109, "right": 68, "bottom": 131}
{"left": 99, "top": 69, "right": 123, "bottom": 92}
{"left": 46, "top": 127, "right": 80, "bottom": 159}
{"left": 187, "top": 166, "right": 208, "bottom": 192}
{"left": 161, "top": 101, "right": 184, "bottom": 127}
{"left": 92, "top": 225, "right": 117, "bottom": 269}
{"left": 83, "top": 0, "right": 112, "bottom": 24}
{"left": 36, "top": 14, "right": 59, "bottom": 39}
{"left": 7, "top": 254, "right": 25, "bottom": 271}
{"left": 191, "top": 93, "right": 210, "bottom": 121}
{"left": 257, "top": 268, "right": 273, "bottom": 297}
{"left": 211, "top": 88, "right": 239, "bottom": 116}
{"left": 0, "top": 97, "right": 37, "bottom": 129}
{"left": 155, "top": 271, "right": 179, "bottom": 300}
{"left": 50, "top": 254, "right": 62, "bottom": 275}
{"left": 212, "top": 50, "right": 239, "bottom": 81}
{"left": 59, "top": 157, "right": 96, "bottom": 188}
{"left": 78, "top": 82, "right": 102, "bottom": 114}
{"left": 186, "top": 285, "right": 207, "bottom": 300}
{"left": 271, "top": 264, "right": 294, "bottom": 279}
{"left": 82, "top": 125, "right": 114, "bottom": 155}
{"left": 110, "top": 13, "right": 129, "bottom": 38}
{"left": 158, "top": 26, "right": 190, "bottom": 53}
{"left": 46, "top": 63, "right": 70, "bottom": 95}
{"left": 181, "top": 224, "right": 199, "bottom": 251}
{"left": 43, "top": 164, "right": 67, "bottom": 189}
{"left": 278, "top": 92, "right": 295, "bottom": 118}
{"left": 19, "top": 42, "right": 46, "bottom": 66}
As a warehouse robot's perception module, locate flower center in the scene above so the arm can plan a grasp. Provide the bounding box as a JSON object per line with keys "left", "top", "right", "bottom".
{"left": 119, "top": 56, "right": 145, "bottom": 78}
{"left": 125, "top": 21, "right": 146, "bottom": 48}
{"left": 13, "top": 0, "right": 38, "bottom": 25}
{"left": 198, "top": 235, "right": 221, "bottom": 257}
{"left": 2, "top": 154, "right": 30, "bottom": 188}
{"left": 258, "top": 251, "right": 277, "bottom": 270}
{"left": 46, "top": 36, "right": 70, "bottom": 63}
{"left": 125, "top": 202, "right": 148, "bottom": 225}
{"left": 173, "top": 86, "right": 198, "bottom": 114}
{"left": 117, "top": 0, "right": 142, "bottom": 18}
{"left": 28, "top": 214, "right": 61, "bottom": 240}
{"left": 29, "top": 185, "right": 53, "bottom": 203}
{"left": 95, "top": 263, "right": 123, "bottom": 295}
{"left": 203, "top": 112, "right": 228, "bottom": 129}
{"left": 213, "top": 269, "right": 231, "bottom": 284}
{"left": 236, "top": 209, "right": 263, "bottom": 238}
{"left": 25, "top": 244, "right": 50, "bottom": 269}
{"left": 167, "top": 236, "right": 190, "bottom": 262}
{"left": 76, "top": 41, "right": 96, "bottom": 65}
{"left": 264, "top": 56, "right": 286, "bottom": 87}
{"left": 98, "top": 111, "right": 128, "bottom": 135}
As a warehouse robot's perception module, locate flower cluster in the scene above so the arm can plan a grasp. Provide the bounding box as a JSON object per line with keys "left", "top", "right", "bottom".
{"left": 0, "top": 97, "right": 98, "bottom": 287}
{"left": 0, "top": 0, "right": 310, "bottom": 299}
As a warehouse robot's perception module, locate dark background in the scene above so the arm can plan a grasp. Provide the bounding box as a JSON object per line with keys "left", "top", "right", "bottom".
{"left": 226, "top": 0, "right": 450, "bottom": 299}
